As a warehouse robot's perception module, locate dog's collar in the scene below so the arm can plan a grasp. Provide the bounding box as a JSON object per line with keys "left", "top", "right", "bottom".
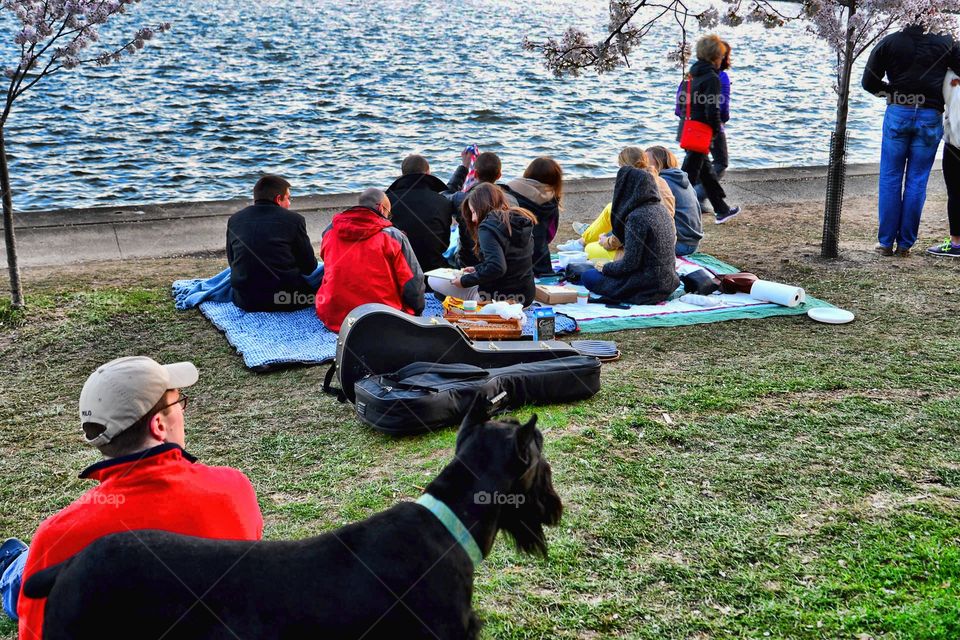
{"left": 416, "top": 494, "right": 484, "bottom": 567}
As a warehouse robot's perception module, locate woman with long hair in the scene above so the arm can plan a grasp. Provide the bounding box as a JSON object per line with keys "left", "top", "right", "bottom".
{"left": 503, "top": 157, "right": 563, "bottom": 277}
{"left": 646, "top": 145, "right": 704, "bottom": 255}
{"left": 429, "top": 183, "right": 537, "bottom": 305}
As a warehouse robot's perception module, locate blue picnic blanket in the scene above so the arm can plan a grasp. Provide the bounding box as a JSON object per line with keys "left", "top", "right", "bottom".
{"left": 171, "top": 272, "right": 577, "bottom": 371}
{"left": 172, "top": 266, "right": 324, "bottom": 310}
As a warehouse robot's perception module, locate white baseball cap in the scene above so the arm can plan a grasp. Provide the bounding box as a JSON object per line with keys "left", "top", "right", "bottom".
{"left": 79, "top": 356, "right": 199, "bottom": 447}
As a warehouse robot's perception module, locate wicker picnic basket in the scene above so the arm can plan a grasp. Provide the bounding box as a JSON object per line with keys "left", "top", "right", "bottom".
{"left": 442, "top": 312, "right": 524, "bottom": 340}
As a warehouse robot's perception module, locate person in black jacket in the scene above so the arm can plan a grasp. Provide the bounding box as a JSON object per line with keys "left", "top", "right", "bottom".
{"left": 444, "top": 151, "right": 517, "bottom": 268}
{"left": 580, "top": 166, "right": 680, "bottom": 305}
{"left": 862, "top": 25, "right": 960, "bottom": 256}
{"left": 502, "top": 157, "right": 564, "bottom": 277}
{"left": 226, "top": 175, "right": 318, "bottom": 312}
{"left": 679, "top": 35, "right": 741, "bottom": 224}
{"left": 386, "top": 155, "right": 457, "bottom": 274}
{"left": 430, "top": 183, "right": 536, "bottom": 306}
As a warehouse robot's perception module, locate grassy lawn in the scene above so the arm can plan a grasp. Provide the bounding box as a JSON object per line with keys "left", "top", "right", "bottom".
{"left": 1, "top": 194, "right": 959, "bottom": 638}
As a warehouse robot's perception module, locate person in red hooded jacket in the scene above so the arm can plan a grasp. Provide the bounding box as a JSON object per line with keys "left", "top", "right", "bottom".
{"left": 315, "top": 188, "right": 426, "bottom": 332}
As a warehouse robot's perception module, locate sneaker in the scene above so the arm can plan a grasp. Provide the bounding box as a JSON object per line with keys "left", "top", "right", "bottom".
{"left": 557, "top": 238, "right": 585, "bottom": 252}
{"left": 895, "top": 246, "right": 911, "bottom": 257}
{"left": 714, "top": 207, "right": 741, "bottom": 224}
{"left": 571, "top": 222, "right": 590, "bottom": 236}
{"left": 874, "top": 243, "right": 894, "bottom": 256}
{"left": 926, "top": 239, "right": 960, "bottom": 258}
{"left": 0, "top": 538, "right": 27, "bottom": 575}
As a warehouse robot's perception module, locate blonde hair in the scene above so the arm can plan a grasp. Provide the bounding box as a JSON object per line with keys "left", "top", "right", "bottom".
{"left": 617, "top": 146, "right": 651, "bottom": 171}
{"left": 644, "top": 146, "right": 680, "bottom": 172}
{"left": 696, "top": 35, "right": 726, "bottom": 65}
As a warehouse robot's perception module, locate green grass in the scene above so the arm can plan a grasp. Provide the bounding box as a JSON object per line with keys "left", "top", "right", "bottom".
{"left": 1, "top": 197, "right": 959, "bottom": 638}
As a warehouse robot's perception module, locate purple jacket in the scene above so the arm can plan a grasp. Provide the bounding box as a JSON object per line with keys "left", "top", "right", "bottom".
{"left": 675, "top": 70, "right": 730, "bottom": 123}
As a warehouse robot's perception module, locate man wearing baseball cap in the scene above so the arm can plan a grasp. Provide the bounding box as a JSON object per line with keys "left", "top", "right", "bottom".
{"left": 0, "top": 356, "right": 263, "bottom": 636}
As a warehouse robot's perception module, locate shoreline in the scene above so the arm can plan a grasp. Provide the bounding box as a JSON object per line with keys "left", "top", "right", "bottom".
{"left": 0, "top": 162, "right": 945, "bottom": 268}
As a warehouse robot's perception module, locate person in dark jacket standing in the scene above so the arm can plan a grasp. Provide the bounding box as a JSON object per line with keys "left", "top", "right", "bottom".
{"left": 927, "top": 71, "right": 960, "bottom": 257}
{"left": 431, "top": 183, "right": 536, "bottom": 305}
{"left": 445, "top": 151, "right": 518, "bottom": 268}
{"left": 503, "top": 157, "right": 564, "bottom": 276}
{"left": 315, "top": 189, "right": 425, "bottom": 332}
{"left": 580, "top": 166, "right": 680, "bottom": 305}
{"left": 226, "top": 175, "right": 318, "bottom": 311}
{"left": 386, "top": 154, "right": 457, "bottom": 274}
{"left": 863, "top": 25, "right": 960, "bottom": 256}
{"left": 679, "top": 35, "right": 741, "bottom": 224}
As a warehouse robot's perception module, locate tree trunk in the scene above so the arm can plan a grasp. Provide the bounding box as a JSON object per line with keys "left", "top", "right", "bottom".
{"left": 821, "top": 7, "right": 858, "bottom": 259}
{"left": 0, "top": 128, "right": 23, "bottom": 308}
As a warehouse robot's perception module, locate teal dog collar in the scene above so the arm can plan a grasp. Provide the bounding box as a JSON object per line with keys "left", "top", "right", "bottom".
{"left": 416, "top": 493, "right": 484, "bottom": 567}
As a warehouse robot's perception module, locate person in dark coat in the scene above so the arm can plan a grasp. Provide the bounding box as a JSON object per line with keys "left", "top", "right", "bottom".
{"left": 679, "top": 35, "right": 741, "bottom": 224}
{"left": 430, "top": 183, "right": 536, "bottom": 306}
{"left": 502, "top": 157, "right": 563, "bottom": 277}
{"left": 386, "top": 155, "right": 457, "bottom": 274}
{"left": 580, "top": 166, "right": 680, "bottom": 305}
{"left": 862, "top": 25, "right": 960, "bottom": 256}
{"left": 226, "top": 175, "right": 318, "bottom": 312}
{"left": 444, "top": 151, "right": 517, "bottom": 268}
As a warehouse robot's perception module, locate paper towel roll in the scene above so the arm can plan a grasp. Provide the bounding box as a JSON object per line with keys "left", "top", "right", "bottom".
{"left": 749, "top": 280, "right": 805, "bottom": 307}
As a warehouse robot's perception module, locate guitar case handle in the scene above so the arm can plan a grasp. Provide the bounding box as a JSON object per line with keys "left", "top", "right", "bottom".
{"left": 323, "top": 363, "right": 346, "bottom": 403}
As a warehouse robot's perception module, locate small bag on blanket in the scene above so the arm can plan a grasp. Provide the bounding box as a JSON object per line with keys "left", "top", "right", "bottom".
{"left": 353, "top": 356, "right": 601, "bottom": 435}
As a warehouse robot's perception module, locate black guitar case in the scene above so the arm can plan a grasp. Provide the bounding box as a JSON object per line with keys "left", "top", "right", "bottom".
{"left": 354, "top": 357, "right": 602, "bottom": 435}
{"left": 324, "top": 303, "right": 581, "bottom": 404}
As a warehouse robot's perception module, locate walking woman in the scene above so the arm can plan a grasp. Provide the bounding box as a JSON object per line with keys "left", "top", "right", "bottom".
{"left": 679, "top": 35, "right": 741, "bottom": 224}
{"left": 433, "top": 183, "right": 537, "bottom": 305}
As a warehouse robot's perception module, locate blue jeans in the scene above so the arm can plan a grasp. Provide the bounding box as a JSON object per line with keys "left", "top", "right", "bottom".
{"left": 675, "top": 242, "right": 699, "bottom": 256}
{"left": 1, "top": 550, "right": 27, "bottom": 620}
{"left": 581, "top": 268, "right": 604, "bottom": 292}
{"left": 878, "top": 105, "right": 943, "bottom": 249}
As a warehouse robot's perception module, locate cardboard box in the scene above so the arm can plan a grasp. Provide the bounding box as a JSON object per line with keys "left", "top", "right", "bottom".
{"left": 535, "top": 284, "right": 579, "bottom": 305}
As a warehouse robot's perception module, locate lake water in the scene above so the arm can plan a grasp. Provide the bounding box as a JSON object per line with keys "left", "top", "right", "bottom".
{"left": 2, "top": 0, "right": 888, "bottom": 211}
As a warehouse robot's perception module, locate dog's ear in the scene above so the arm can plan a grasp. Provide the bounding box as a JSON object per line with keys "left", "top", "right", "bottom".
{"left": 515, "top": 414, "right": 538, "bottom": 461}
{"left": 457, "top": 392, "right": 490, "bottom": 449}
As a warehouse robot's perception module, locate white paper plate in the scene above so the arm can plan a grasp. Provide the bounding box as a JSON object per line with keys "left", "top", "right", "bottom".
{"left": 807, "top": 307, "right": 855, "bottom": 324}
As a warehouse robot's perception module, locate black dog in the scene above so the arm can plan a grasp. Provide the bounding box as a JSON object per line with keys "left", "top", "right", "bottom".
{"left": 24, "top": 406, "right": 563, "bottom": 639}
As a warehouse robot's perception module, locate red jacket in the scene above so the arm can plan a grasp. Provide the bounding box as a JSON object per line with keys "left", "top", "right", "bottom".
{"left": 315, "top": 206, "right": 425, "bottom": 332}
{"left": 18, "top": 444, "right": 263, "bottom": 639}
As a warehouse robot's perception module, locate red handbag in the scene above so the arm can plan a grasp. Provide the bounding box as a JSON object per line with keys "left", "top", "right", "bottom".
{"left": 679, "top": 76, "right": 714, "bottom": 154}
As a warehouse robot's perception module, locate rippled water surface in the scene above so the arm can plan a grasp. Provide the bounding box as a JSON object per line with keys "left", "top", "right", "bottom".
{"left": 1, "top": 0, "right": 887, "bottom": 211}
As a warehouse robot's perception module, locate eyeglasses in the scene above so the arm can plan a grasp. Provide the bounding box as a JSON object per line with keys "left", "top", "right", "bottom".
{"left": 157, "top": 393, "right": 189, "bottom": 413}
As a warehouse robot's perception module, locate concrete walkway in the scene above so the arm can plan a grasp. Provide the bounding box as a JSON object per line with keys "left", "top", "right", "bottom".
{"left": 0, "top": 163, "right": 943, "bottom": 268}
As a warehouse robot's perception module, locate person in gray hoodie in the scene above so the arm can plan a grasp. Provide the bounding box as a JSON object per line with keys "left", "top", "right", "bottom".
{"left": 647, "top": 146, "right": 704, "bottom": 256}
{"left": 580, "top": 166, "right": 680, "bottom": 305}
